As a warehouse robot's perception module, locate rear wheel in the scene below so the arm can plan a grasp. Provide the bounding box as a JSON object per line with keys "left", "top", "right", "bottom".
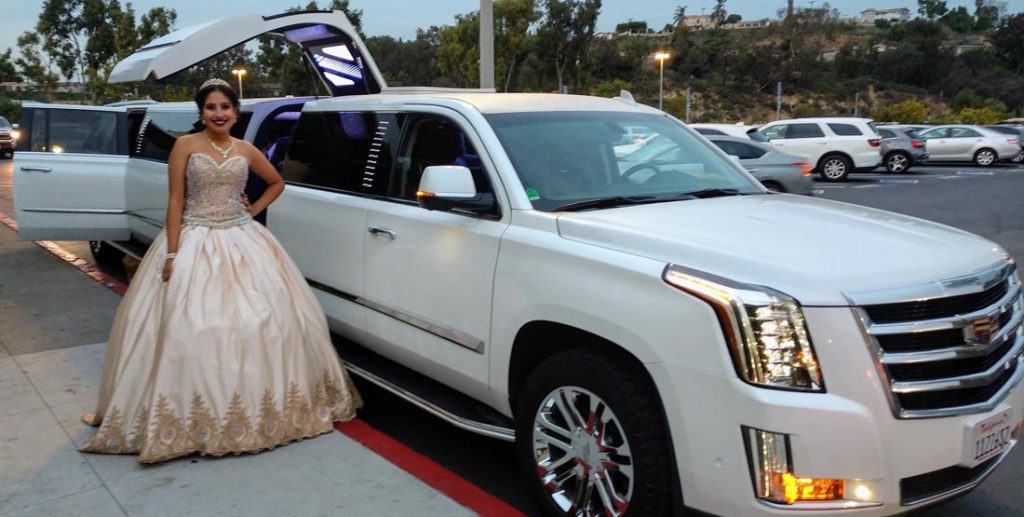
{"left": 817, "top": 154, "right": 851, "bottom": 182}
{"left": 89, "top": 241, "right": 126, "bottom": 265}
{"left": 516, "top": 350, "right": 674, "bottom": 516}
{"left": 1012, "top": 149, "right": 1024, "bottom": 164}
{"left": 974, "top": 148, "right": 997, "bottom": 167}
{"left": 885, "top": 152, "right": 911, "bottom": 173}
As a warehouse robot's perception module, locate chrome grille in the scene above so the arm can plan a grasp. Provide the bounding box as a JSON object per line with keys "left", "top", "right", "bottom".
{"left": 852, "top": 263, "right": 1024, "bottom": 419}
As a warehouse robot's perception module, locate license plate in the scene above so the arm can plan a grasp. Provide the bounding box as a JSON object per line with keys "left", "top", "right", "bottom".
{"left": 963, "top": 410, "right": 1013, "bottom": 467}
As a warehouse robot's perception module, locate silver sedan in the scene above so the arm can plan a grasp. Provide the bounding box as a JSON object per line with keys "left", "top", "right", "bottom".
{"left": 918, "top": 125, "right": 1020, "bottom": 166}
{"left": 706, "top": 136, "right": 814, "bottom": 194}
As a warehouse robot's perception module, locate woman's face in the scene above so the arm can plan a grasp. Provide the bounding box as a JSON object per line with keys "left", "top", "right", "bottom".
{"left": 201, "top": 90, "right": 237, "bottom": 136}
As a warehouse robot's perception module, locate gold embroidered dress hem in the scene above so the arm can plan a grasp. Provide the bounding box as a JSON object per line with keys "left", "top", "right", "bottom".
{"left": 79, "top": 153, "right": 361, "bottom": 463}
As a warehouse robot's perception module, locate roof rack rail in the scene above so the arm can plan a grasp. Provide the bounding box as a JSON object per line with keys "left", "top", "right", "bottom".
{"left": 381, "top": 86, "right": 497, "bottom": 94}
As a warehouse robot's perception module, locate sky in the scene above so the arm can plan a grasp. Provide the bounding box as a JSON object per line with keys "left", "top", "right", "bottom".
{"left": 2, "top": 0, "right": 1023, "bottom": 63}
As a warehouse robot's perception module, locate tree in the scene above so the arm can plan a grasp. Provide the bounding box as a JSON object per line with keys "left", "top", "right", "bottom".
{"left": 615, "top": 21, "right": 648, "bottom": 33}
{"left": 436, "top": 11, "right": 480, "bottom": 87}
{"left": 917, "top": 0, "right": 948, "bottom": 20}
{"left": 710, "top": 0, "right": 727, "bottom": 27}
{"left": 494, "top": 0, "right": 541, "bottom": 91}
{"left": 993, "top": 13, "right": 1024, "bottom": 73}
{"left": 0, "top": 49, "right": 21, "bottom": 82}
{"left": 940, "top": 6, "right": 974, "bottom": 33}
{"left": 951, "top": 88, "right": 981, "bottom": 112}
{"left": 724, "top": 14, "right": 742, "bottom": 25}
{"left": 974, "top": 0, "right": 1002, "bottom": 31}
{"left": 16, "top": 31, "right": 59, "bottom": 100}
{"left": 673, "top": 5, "right": 687, "bottom": 26}
{"left": 137, "top": 7, "right": 177, "bottom": 47}
{"left": 872, "top": 100, "right": 927, "bottom": 123}
{"left": 537, "top": 0, "right": 602, "bottom": 91}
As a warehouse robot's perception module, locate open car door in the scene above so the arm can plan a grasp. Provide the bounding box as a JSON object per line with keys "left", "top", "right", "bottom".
{"left": 109, "top": 10, "right": 387, "bottom": 96}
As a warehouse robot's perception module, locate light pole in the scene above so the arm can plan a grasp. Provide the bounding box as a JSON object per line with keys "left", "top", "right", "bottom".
{"left": 654, "top": 52, "right": 670, "bottom": 111}
{"left": 231, "top": 68, "right": 247, "bottom": 98}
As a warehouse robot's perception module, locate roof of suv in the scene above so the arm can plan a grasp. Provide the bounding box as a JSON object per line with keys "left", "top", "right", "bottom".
{"left": 765, "top": 117, "right": 875, "bottom": 125}
{"left": 310, "top": 92, "right": 663, "bottom": 115}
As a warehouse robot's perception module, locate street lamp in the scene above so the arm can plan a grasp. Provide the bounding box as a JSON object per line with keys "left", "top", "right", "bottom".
{"left": 231, "top": 68, "right": 247, "bottom": 98}
{"left": 654, "top": 52, "right": 670, "bottom": 111}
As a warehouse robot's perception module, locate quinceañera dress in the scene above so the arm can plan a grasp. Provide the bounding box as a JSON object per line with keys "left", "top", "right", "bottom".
{"left": 80, "top": 153, "right": 361, "bottom": 463}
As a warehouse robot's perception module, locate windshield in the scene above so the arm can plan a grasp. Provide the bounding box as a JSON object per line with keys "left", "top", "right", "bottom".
{"left": 0, "top": 116, "right": 10, "bottom": 128}
{"left": 486, "top": 111, "right": 762, "bottom": 211}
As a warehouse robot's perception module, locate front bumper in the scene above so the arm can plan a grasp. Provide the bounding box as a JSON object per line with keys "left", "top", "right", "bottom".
{"left": 650, "top": 306, "right": 1023, "bottom": 516}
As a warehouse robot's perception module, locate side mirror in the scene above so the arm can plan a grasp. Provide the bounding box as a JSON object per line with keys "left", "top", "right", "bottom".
{"left": 417, "top": 165, "right": 496, "bottom": 215}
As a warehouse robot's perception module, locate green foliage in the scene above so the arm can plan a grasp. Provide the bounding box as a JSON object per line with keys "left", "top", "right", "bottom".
{"left": 952, "top": 106, "right": 1006, "bottom": 124}
{"left": 0, "top": 49, "right": 20, "bottom": 82}
{"left": 537, "top": 0, "right": 602, "bottom": 91}
{"left": 663, "top": 95, "right": 687, "bottom": 120}
{"left": 872, "top": 100, "right": 927, "bottom": 123}
{"left": 594, "top": 79, "right": 631, "bottom": 97}
{"left": 917, "top": 0, "right": 948, "bottom": 20}
{"left": 792, "top": 103, "right": 822, "bottom": 118}
{"left": 615, "top": 21, "right": 648, "bottom": 33}
{"left": 940, "top": 7, "right": 974, "bottom": 33}
{"left": 724, "top": 14, "right": 742, "bottom": 25}
{"left": 993, "top": 14, "right": 1024, "bottom": 73}
{"left": 0, "top": 97, "right": 19, "bottom": 122}
{"left": 951, "top": 88, "right": 981, "bottom": 112}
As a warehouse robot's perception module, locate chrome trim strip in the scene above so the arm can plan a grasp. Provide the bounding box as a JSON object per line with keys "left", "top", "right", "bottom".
{"left": 896, "top": 356, "right": 1024, "bottom": 419}
{"left": 881, "top": 320, "right": 1021, "bottom": 365}
{"left": 343, "top": 362, "right": 515, "bottom": 442}
{"left": 901, "top": 439, "right": 1017, "bottom": 507}
{"left": 867, "top": 283, "right": 1019, "bottom": 336}
{"left": 890, "top": 344, "right": 1022, "bottom": 393}
{"left": 845, "top": 260, "right": 1015, "bottom": 307}
{"left": 307, "top": 279, "right": 486, "bottom": 354}
{"left": 757, "top": 500, "right": 884, "bottom": 511}
{"left": 21, "top": 207, "right": 127, "bottom": 214}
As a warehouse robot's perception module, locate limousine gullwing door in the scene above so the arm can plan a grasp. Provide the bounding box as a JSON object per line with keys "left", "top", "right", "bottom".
{"left": 108, "top": 10, "right": 386, "bottom": 96}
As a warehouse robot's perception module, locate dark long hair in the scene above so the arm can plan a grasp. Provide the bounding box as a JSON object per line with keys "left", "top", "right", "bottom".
{"left": 191, "top": 81, "right": 241, "bottom": 132}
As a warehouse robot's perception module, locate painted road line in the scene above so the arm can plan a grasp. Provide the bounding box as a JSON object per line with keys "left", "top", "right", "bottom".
{"left": 958, "top": 171, "right": 995, "bottom": 176}
{"left": 0, "top": 208, "right": 524, "bottom": 517}
{"left": 937, "top": 175, "right": 964, "bottom": 179}
{"left": 853, "top": 184, "right": 882, "bottom": 189}
{"left": 879, "top": 179, "right": 919, "bottom": 184}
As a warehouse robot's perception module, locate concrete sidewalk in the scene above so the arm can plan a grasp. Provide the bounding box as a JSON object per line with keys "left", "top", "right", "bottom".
{"left": 0, "top": 226, "right": 476, "bottom": 516}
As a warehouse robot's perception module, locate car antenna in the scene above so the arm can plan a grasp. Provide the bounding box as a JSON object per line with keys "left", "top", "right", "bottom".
{"left": 615, "top": 90, "right": 637, "bottom": 106}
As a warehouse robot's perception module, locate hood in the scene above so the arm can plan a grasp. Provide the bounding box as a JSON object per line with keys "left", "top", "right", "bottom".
{"left": 556, "top": 194, "right": 1008, "bottom": 305}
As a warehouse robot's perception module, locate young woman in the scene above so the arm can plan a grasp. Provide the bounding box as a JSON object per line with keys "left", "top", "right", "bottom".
{"left": 80, "top": 79, "right": 361, "bottom": 463}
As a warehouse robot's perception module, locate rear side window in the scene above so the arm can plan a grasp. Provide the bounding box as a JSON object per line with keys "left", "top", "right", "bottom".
{"left": 788, "top": 123, "right": 825, "bottom": 139}
{"left": 136, "top": 111, "right": 197, "bottom": 162}
{"left": 827, "top": 123, "right": 862, "bottom": 136}
{"left": 950, "top": 127, "right": 980, "bottom": 138}
{"left": 694, "top": 127, "right": 726, "bottom": 136}
{"left": 282, "top": 111, "right": 401, "bottom": 196}
{"left": 23, "top": 108, "right": 119, "bottom": 155}
{"left": 878, "top": 129, "right": 896, "bottom": 139}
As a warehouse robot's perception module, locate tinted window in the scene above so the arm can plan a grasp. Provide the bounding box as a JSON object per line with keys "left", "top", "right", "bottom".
{"left": 746, "top": 130, "right": 768, "bottom": 142}
{"left": 828, "top": 123, "right": 862, "bottom": 136}
{"left": 283, "top": 111, "right": 401, "bottom": 196}
{"left": 878, "top": 128, "right": 896, "bottom": 139}
{"left": 905, "top": 130, "right": 923, "bottom": 140}
{"left": 950, "top": 127, "right": 980, "bottom": 138}
{"left": 712, "top": 140, "right": 765, "bottom": 159}
{"left": 25, "top": 109, "right": 118, "bottom": 155}
{"left": 984, "top": 126, "right": 1019, "bottom": 136}
{"left": 760, "top": 124, "right": 787, "bottom": 140}
{"left": 694, "top": 127, "right": 726, "bottom": 136}
{"left": 920, "top": 128, "right": 947, "bottom": 139}
{"left": 390, "top": 115, "right": 492, "bottom": 203}
{"left": 137, "top": 111, "right": 197, "bottom": 162}
{"left": 788, "top": 123, "right": 825, "bottom": 139}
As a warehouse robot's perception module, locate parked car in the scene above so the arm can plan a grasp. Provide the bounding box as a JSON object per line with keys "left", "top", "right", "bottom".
{"left": 0, "top": 116, "right": 14, "bottom": 158}
{"left": 756, "top": 117, "right": 882, "bottom": 182}
{"left": 690, "top": 123, "right": 768, "bottom": 142}
{"left": 983, "top": 125, "right": 1024, "bottom": 163}
{"left": 13, "top": 10, "right": 1024, "bottom": 516}
{"left": 918, "top": 125, "right": 1020, "bottom": 166}
{"left": 876, "top": 126, "right": 928, "bottom": 173}
{"left": 704, "top": 135, "right": 813, "bottom": 194}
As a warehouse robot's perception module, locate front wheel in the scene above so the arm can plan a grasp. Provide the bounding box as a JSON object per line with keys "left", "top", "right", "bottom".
{"left": 515, "top": 350, "right": 674, "bottom": 516}
{"left": 974, "top": 148, "right": 997, "bottom": 167}
{"left": 885, "top": 152, "right": 911, "bottom": 173}
{"left": 817, "top": 154, "right": 851, "bottom": 182}
{"left": 89, "top": 240, "right": 126, "bottom": 265}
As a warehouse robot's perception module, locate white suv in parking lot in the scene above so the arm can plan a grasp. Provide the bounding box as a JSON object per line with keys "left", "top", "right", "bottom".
{"left": 757, "top": 117, "right": 882, "bottom": 181}
{"left": 12, "top": 11, "right": 1024, "bottom": 516}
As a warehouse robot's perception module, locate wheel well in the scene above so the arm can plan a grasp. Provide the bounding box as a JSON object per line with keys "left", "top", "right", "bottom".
{"left": 817, "top": 151, "right": 852, "bottom": 169}
{"left": 761, "top": 180, "right": 785, "bottom": 192}
{"left": 508, "top": 321, "right": 647, "bottom": 414}
{"left": 975, "top": 147, "right": 996, "bottom": 156}
{"left": 885, "top": 150, "right": 909, "bottom": 159}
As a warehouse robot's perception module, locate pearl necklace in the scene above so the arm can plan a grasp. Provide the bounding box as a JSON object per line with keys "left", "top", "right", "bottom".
{"left": 205, "top": 134, "right": 234, "bottom": 159}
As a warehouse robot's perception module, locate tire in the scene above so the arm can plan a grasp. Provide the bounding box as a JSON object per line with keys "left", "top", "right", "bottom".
{"left": 974, "top": 148, "right": 997, "bottom": 167}
{"left": 515, "top": 349, "right": 674, "bottom": 516}
{"left": 817, "top": 154, "right": 851, "bottom": 182}
{"left": 89, "top": 240, "right": 126, "bottom": 265}
{"left": 1011, "top": 149, "right": 1024, "bottom": 164}
{"left": 884, "top": 151, "right": 911, "bottom": 174}
{"left": 761, "top": 180, "right": 785, "bottom": 193}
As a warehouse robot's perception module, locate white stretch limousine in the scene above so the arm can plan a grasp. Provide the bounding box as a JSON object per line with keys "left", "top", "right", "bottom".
{"left": 13, "top": 10, "right": 1024, "bottom": 516}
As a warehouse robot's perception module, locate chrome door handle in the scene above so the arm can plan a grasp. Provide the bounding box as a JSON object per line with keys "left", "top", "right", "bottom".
{"left": 20, "top": 166, "right": 52, "bottom": 173}
{"left": 368, "top": 226, "right": 397, "bottom": 240}
{"left": 746, "top": 168, "right": 760, "bottom": 173}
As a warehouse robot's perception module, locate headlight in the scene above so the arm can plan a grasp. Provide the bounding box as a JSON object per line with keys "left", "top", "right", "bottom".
{"left": 663, "top": 264, "right": 824, "bottom": 391}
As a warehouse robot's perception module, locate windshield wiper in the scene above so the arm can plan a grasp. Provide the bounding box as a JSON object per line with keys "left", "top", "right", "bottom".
{"left": 676, "top": 188, "right": 749, "bottom": 199}
{"left": 552, "top": 196, "right": 660, "bottom": 212}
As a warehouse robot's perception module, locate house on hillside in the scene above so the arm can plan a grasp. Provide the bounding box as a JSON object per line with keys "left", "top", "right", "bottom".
{"left": 681, "top": 14, "right": 714, "bottom": 30}
{"left": 859, "top": 8, "right": 911, "bottom": 24}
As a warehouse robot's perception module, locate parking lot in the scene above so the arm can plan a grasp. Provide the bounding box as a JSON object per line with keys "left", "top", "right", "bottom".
{"left": 3, "top": 156, "right": 1024, "bottom": 515}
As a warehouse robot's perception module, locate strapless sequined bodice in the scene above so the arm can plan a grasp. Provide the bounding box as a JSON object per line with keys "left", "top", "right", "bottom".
{"left": 182, "top": 153, "right": 253, "bottom": 228}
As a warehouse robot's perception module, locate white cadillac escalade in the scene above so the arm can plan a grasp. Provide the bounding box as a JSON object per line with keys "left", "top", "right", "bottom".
{"left": 12, "top": 10, "right": 1023, "bottom": 516}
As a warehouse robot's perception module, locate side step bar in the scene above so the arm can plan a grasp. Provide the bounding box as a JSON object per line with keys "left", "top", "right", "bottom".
{"left": 333, "top": 339, "right": 516, "bottom": 442}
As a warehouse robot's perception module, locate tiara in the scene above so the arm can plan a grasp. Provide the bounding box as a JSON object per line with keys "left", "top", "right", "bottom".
{"left": 200, "top": 78, "right": 231, "bottom": 89}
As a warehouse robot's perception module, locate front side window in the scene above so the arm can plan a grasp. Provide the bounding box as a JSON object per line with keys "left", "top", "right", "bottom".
{"left": 282, "top": 111, "right": 401, "bottom": 196}
{"left": 828, "top": 123, "right": 863, "bottom": 136}
{"left": 136, "top": 111, "right": 197, "bottom": 162}
{"left": 920, "top": 128, "right": 947, "bottom": 139}
{"left": 788, "top": 123, "right": 825, "bottom": 139}
{"left": 486, "top": 111, "right": 761, "bottom": 212}
{"left": 389, "top": 115, "right": 493, "bottom": 204}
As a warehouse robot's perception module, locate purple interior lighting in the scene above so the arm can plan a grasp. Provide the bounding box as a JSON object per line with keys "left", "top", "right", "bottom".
{"left": 283, "top": 24, "right": 335, "bottom": 44}
{"left": 313, "top": 54, "right": 363, "bottom": 80}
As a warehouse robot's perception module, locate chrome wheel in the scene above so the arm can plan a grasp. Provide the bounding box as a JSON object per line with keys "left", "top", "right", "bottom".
{"left": 1012, "top": 150, "right": 1024, "bottom": 163}
{"left": 886, "top": 153, "right": 909, "bottom": 173}
{"left": 821, "top": 157, "right": 848, "bottom": 180}
{"left": 532, "top": 386, "right": 634, "bottom": 516}
{"left": 975, "top": 149, "right": 996, "bottom": 166}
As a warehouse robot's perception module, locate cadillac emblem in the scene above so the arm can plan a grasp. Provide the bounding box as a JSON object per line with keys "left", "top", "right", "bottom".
{"left": 971, "top": 316, "right": 995, "bottom": 343}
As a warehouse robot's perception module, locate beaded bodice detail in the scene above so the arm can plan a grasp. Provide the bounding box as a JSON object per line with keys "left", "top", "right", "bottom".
{"left": 182, "top": 154, "right": 253, "bottom": 228}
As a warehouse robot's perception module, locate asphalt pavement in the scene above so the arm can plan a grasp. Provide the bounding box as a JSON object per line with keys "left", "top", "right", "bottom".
{"left": 3, "top": 157, "right": 1024, "bottom": 516}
